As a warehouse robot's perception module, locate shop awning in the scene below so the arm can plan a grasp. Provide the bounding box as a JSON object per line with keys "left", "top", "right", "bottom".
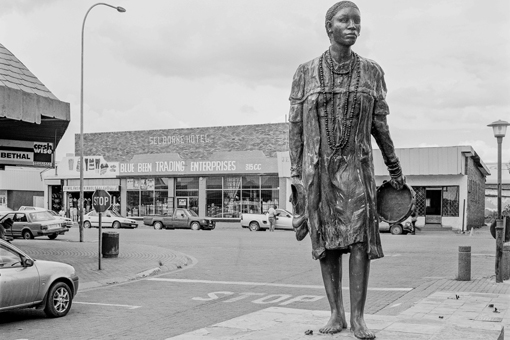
{"left": 0, "top": 43, "right": 70, "bottom": 147}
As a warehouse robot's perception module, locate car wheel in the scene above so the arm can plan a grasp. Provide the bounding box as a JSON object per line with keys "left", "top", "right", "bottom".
{"left": 22, "top": 230, "right": 34, "bottom": 239}
{"left": 112, "top": 221, "right": 121, "bottom": 229}
{"left": 84, "top": 221, "right": 92, "bottom": 229}
{"left": 390, "top": 224, "right": 403, "bottom": 235}
{"left": 153, "top": 221, "right": 163, "bottom": 230}
{"left": 44, "top": 282, "right": 72, "bottom": 318}
{"left": 190, "top": 222, "right": 200, "bottom": 231}
{"left": 48, "top": 234, "right": 58, "bottom": 240}
{"left": 249, "top": 221, "right": 260, "bottom": 232}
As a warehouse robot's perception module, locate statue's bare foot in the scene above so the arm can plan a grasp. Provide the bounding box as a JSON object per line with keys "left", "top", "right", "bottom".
{"left": 351, "top": 316, "right": 375, "bottom": 339}
{"left": 319, "top": 313, "right": 344, "bottom": 334}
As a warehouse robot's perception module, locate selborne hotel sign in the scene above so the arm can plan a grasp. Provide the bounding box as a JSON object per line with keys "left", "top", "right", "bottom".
{"left": 148, "top": 134, "right": 211, "bottom": 145}
{"left": 119, "top": 151, "right": 278, "bottom": 176}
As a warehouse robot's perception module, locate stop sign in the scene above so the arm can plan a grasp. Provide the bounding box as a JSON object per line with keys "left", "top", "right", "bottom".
{"left": 92, "top": 190, "right": 112, "bottom": 213}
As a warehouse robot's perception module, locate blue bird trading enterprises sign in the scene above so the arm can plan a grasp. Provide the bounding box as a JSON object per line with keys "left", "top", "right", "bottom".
{"left": 118, "top": 151, "right": 278, "bottom": 177}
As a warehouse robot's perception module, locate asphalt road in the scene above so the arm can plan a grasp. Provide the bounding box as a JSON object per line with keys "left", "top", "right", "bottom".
{"left": 0, "top": 223, "right": 497, "bottom": 340}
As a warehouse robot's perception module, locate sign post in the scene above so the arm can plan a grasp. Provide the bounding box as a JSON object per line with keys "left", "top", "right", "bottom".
{"left": 92, "top": 189, "right": 112, "bottom": 270}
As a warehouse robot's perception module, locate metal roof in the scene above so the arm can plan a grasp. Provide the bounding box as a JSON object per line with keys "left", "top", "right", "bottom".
{"left": 0, "top": 43, "right": 59, "bottom": 101}
{"left": 0, "top": 43, "right": 69, "bottom": 146}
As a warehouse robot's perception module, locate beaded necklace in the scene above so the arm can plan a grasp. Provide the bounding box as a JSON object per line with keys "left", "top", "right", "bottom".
{"left": 319, "top": 49, "right": 361, "bottom": 151}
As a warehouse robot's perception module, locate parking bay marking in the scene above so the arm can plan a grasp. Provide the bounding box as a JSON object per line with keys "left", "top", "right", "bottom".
{"left": 74, "top": 302, "right": 141, "bottom": 309}
{"left": 147, "top": 278, "right": 412, "bottom": 291}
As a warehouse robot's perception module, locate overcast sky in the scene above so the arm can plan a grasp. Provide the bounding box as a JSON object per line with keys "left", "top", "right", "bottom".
{"left": 1, "top": 0, "right": 509, "bottom": 166}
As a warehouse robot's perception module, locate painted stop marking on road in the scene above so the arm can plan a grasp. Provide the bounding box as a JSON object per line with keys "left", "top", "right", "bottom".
{"left": 92, "top": 189, "right": 111, "bottom": 213}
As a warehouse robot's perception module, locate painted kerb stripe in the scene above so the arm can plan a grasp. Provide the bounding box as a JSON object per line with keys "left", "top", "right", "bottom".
{"left": 147, "top": 278, "right": 412, "bottom": 292}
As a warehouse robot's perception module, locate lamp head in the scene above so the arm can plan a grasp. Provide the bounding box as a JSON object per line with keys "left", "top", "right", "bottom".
{"left": 488, "top": 120, "right": 510, "bottom": 138}
{"left": 116, "top": 6, "right": 126, "bottom": 12}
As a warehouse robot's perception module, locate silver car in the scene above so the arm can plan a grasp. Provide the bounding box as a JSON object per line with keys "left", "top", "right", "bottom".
{"left": 0, "top": 239, "right": 79, "bottom": 317}
{"left": 83, "top": 210, "right": 138, "bottom": 229}
{"left": 240, "top": 209, "right": 293, "bottom": 231}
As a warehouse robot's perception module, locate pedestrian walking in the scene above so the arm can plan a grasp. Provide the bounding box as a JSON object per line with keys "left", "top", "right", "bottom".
{"left": 267, "top": 205, "right": 277, "bottom": 232}
{"left": 411, "top": 211, "right": 418, "bottom": 235}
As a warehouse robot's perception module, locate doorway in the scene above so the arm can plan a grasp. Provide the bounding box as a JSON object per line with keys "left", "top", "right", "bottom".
{"left": 425, "top": 188, "right": 442, "bottom": 224}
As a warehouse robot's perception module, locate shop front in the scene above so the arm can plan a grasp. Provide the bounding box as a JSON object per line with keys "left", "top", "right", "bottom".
{"left": 42, "top": 155, "right": 121, "bottom": 220}
{"left": 118, "top": 151, "right": 282, "bottom": 219}
{"left": 373, "top": 146, "right": 489, "bottom": 230}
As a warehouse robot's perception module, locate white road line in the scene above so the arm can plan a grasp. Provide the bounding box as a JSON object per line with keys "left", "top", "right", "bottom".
{"left": 147, "top": 278, "right": 412, "bottom": 292}
{"left": 74, "top": 302, "right": 141, "bottom": 309}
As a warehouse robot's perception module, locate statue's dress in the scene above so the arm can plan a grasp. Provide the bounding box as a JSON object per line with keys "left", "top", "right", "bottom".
{"left": 288, "top": 54, "right": 400, "bottom": 260}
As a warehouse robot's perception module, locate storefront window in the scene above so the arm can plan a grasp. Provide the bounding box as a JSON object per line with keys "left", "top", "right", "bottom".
{"left": 50, "top": 185, "right": 63, "bottom": 213}
{"left": 206, "top": 190, "right": 223, "bottom": 217}
{"left": 206, "top": 176, "right": 278, "bottom": 218}
{"left": 127, "top": 191, "right": 140, "bottom": 217}
{"left": 414, "top": 186, "right": 426, "bottom": 216}
{"left": 442, "top": 186, "right": 459, "bottom": 216}
{"left": 176, "top": 178, "right": 200, "bottom": 214}
{"left": 155, "top": 178, "right": 169, "bottom": 215}
{"left": 413, "top": 186, "right": 458, "bottom": 217}
{"left": 127, "top": 178, "right": 168, "bottom": 216}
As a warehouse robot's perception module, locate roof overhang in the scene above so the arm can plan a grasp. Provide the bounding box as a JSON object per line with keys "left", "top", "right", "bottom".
{"left": 460, "top": 145, "right": 491, "bottom": 177}
{"left": 0, "top": 84, "right": 70, "bottom": 146}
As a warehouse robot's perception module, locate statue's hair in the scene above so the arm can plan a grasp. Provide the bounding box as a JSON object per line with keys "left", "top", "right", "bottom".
{"left": 325, "top": 1, "right": 360, "bottom": 35}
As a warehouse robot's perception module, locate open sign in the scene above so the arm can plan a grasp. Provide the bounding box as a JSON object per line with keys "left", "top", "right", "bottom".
{"left": 92, "top": 190, "right": 112, "bottom": 213}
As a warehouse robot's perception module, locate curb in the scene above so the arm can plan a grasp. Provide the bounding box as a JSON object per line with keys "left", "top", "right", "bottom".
{"left": 79, "top": 254, "right": 196, "bottom": 291}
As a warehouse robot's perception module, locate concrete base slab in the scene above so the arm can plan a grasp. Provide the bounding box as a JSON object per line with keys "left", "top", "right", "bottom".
{"left": 167, "top": 291, "right": 507, "bottom": 340}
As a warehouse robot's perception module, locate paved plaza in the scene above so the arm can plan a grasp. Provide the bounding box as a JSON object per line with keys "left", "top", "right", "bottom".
{"left": 8, "top": 224, "right": 510, "bottom": 339}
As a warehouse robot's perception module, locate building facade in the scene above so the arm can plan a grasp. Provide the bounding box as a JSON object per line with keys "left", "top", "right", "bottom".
{"left": 373, "top": 146, "right": 488, "bottom": 230}
{"left": 44, "top": 123, "right": 289, "bottom": 219}
{"left": 0, "top": 43, "right": 70, "bottom": 210}
{"left": 42, "top": 124, "right": 488, "bottom": 231}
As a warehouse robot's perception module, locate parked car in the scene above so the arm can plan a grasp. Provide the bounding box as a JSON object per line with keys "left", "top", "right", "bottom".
{"left": 46, "top": 210, "right": 73, "bottom": 228}
{"left": 83, "top": 210, "right": 138, "bottom": 229}
{"left": 0, "top": 238, "right": 79, "bottom": 317}
{"left": 143, "top": 208, "right": 215, "bottom": 230}
{"left": 240, "top": 208, "right": 293, "bottom": 231}
{"left": 18, "top": 206, "right": 46, "bottom": 211}
{"left": 16, "top": 207, "right": 73, "bottom": 228}
{"left": 379, "top": 217, "right": 413, "bottom": 235}
{"left": 0, "top": 211, "right": 69, "bottom": 240}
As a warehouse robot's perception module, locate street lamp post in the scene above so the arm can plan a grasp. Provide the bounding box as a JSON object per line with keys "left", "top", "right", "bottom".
{"left": 79, "top": 3, "right": 126, "bottom": 242}
{"left": 488, "top": 119, "right": 510, "bottom": 283}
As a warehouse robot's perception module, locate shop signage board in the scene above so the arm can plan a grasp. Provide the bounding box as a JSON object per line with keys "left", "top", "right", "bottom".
{"left": 92, "top": 190, "right": 111, "bottom": 213}
{"left": 63, "top": 185, "right": 119, "bottom": 192}
{"left": 0, "top": 139, "right": 53, "bottom": 167}
{"left": 56, "top": 156, "right": 119, "bottom": 179}
{"left": 118, "top": 151, "right": 279, "bottom": 176}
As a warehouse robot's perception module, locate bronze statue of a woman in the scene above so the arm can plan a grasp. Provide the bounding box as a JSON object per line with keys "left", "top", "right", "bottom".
{"left": 288, "top": 2, "right": 405, "bottom": 339}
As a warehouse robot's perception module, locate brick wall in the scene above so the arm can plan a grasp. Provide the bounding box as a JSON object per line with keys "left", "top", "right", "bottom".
{"left": 76, "top": 123, "right": 290, "bottom": 162}
{"left": 466, "top": 157, "right": 486, "bottom": 228}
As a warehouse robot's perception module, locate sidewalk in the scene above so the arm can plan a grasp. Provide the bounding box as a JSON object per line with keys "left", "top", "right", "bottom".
{"left": 11, "top": 227, "right": 195, "bottom": 290}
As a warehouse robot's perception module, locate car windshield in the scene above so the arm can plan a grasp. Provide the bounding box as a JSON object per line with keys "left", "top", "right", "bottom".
{"left": 188, "top": 210, "right": 198, "bottom": 217}
{"left": 48, "top": 210, "right": 58, "bottom": 216}
{"left": 29, "top": 211, "right": 54, "bottom": 222}
{"left": 110, "top": 210, "right": 122, "bottom": 217}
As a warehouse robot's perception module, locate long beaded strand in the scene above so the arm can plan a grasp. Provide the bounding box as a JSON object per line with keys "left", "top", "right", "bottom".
{"left": 319, "top": 50, "right": 361, "bottom": 151}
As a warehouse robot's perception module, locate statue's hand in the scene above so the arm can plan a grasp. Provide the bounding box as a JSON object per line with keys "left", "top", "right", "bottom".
{"left": 390, "top": 175, "right": 405, "bottom": 191}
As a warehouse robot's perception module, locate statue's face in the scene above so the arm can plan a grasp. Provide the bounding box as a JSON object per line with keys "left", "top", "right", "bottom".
{"left": 327, "top": 6, "right": 361, "bottom": 46}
